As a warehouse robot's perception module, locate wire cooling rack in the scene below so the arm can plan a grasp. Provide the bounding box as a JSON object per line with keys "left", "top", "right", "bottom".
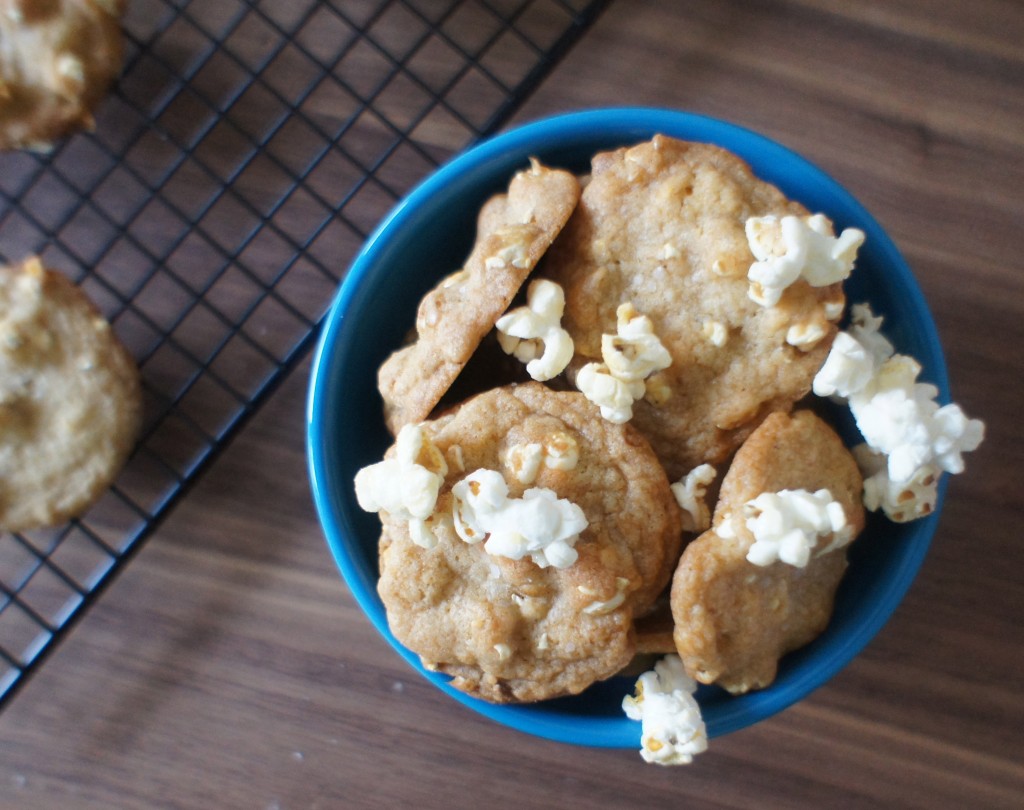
{"left": 0, "top": 0, "right": 608, "bottom": 708}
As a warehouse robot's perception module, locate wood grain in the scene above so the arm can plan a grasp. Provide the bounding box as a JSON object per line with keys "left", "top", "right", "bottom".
{"left": 1, "top": 1, "right": 1022, "bottom": 807}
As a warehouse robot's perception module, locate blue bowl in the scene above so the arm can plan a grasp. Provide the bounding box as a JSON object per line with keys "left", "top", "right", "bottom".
{"left": 306, "top": 108, "right": 949, "bottom": 747}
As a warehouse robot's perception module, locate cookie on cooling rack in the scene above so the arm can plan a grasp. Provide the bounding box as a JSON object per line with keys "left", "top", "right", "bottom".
{"left": 368, "top": 382, "right": 682, "bottom": 703}
{"left": 377, "top": 159, "right": 580, "bottom": 435}
{"left": 0, "top": 0, "right": 125, "bottom": 151}
{"left": 0, "top": 257, "right": 141, "bottom": 531}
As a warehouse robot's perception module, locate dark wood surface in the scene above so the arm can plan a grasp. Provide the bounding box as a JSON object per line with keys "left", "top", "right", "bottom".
{"left": 1, "top": 1, "right": 1022, "bottom": 807}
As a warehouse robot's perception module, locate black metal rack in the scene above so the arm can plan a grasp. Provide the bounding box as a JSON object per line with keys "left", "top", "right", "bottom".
{"left": 0, "top": 0, "right": 608, "bottom": 709}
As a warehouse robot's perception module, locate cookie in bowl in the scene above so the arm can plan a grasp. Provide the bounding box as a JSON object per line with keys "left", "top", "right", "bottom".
{"left": 360, "top": 383, "right": 682, "bottom": 703}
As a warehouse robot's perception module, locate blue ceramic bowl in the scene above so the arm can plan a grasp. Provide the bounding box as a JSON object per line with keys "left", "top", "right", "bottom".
{"left": 306, "top": 108, "right": 949, "bottom": 747}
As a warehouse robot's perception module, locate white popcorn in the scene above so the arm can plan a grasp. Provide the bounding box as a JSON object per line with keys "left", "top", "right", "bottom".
{"left": 702, "top": 319, "right": 728, "bottom": 347}
{"left": 854, "top": 445, "right": 940, "bottom": 523}
{"left": 786, "top": 320, "right": 828, "bottom": 350}
{"left": 812, "top": 331, "right": 879, "bottom": 399}
{"left": 505, "top": 442, "right": 545, "bottom": 484}
{"left": 576, "top": 362, "right": 645, "bottom": 423}
{"left": 496, "top": 279, "right": 574, "bottom": 381}
{"left": 580, "top": 577, "right": 631, "bottom": 615}
{"left": 622, "top": 655, "right": 708, "bottom": 766}
{"left": 354, "top": 424, "right": 448, "bottom": 549}
{"left": 451, "top": 469, "right": 588, "bottom": 569}
{"left": 671, "top": 464, "right": 717, "bottom": 533}
{"left": 846, "top": 303, "right": 896, "bottom": 366}
{"left": 542, "top": 430, "right": 580, "bottom": 471}
{"left": 815, "top": 303, "right": 984, "bottom": 489}
{"left": 485, "top": 237, "right": 530, "bottom": 269}
{"left": 851, "top": 363, "right": 985, "bottom": 482}
{"left": 602, "top": 303, "right": 672, "bottom": 381}
{"left": 746, "top": 214, "right": 865, "bottom": 307}
{"left": 743, "top": 489, "right": 853, "bottom": 568}
{"left": 814, "top": 303, "right": 895, "bottom": 398}
{"left": 576, "top": 303, "right": 672, "bottom": 423}
{"left": 504, "top": 432, "right": 580, "bottom": 484}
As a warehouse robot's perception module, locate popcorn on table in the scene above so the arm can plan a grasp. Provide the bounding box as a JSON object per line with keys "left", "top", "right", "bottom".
{"left": 496, "top": 278, "right": 574, "bottom": 381}
{"left": 812, "top": 303, "right": 984, "bottom": 517}
{"left": 354, "top": 423, "right": 448, "bottom": 549}
{"left": 745, "top": 214, "right": 865, "bottom": 307}
{"left": 622, "top": 655, "right": 708, "bottom": 766}
{"left": 451, "top": 468, "right": 587, "bottom": 569}
{"left": 576, "top": 303, "right": 672, "bottom": 423}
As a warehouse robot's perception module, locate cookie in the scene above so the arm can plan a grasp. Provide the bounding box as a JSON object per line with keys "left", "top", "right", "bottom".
{"left": 544, "top": 135, "right": 845, "bottom": 480}
{"left": 377, "top": 159, "right": 580, "bottom": 435}
{"left": 0, "top": 0, "right": 125, "bottom": 151}
{"left": 374, "top": 382, "right": 682, "bottom": 703}
{"left": 0, "top": 257, "right": 142, "bottom": 530}
{"left": 670, "top": 410, "right": 865, "bottom": 694}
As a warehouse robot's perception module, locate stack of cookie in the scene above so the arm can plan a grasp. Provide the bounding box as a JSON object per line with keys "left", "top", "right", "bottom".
{"left": 353, "top": 136, "right": 983, "bottom": 751}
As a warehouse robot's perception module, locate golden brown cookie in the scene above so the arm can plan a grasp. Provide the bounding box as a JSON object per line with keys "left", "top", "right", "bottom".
{"left": 377, "top": 159, "right": 580, "bottom": 435}
{"left": 544, "top": 135, "right": 845, "bottom": 480}
{"left": 670, "top": 410, "right": 864, "bottom": 694}
{"left": 0, "top": 257, "right": 142, "bottom": 530}
{"left": 0, "top": 0, "right": 125, "bottom": 151}
{"left": 374, "top": 383, "right": 682, "bottom": 703}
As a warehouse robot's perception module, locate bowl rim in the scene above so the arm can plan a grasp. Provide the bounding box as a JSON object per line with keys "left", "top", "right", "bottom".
{"left": 306, "top": 106, "right": 950, "bottom": 748}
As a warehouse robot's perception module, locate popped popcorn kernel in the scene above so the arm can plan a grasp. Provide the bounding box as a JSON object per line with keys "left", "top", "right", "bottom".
{"left": 581, "top": 577, "right": 631, "bottom": 615}
{"left": 505, "top": 431, "right": 579, "bottom": 484}
{"left": 743, "top": 488, "right": 853, "bottom": 568}
{"left": 855, "top": 445, "right": 939, "bottom": 523}
{"left": 786, "top": 320, "right": 828, "bottom": 351}
{"left": 814, "top": 303, "right": 985, "bottom": 493}
{"left": 505, "top": 442, "right": 545, "bottom": 484}
{"left": 543, "top": 431, "right": 579, "bottom": 471}
{"left": 354, "top": 424, "right": 447, "bottom": 549}
{"left": 495, "top": 279, "right": 574, "bottom": 381}
{"left": 622, "top": 655, "right": 707, "bottom": 766}
{"left": 451, "top": 469, "right": 588, "bottom": 569}
{"left": 446, "top": 444, "right": 466, "bottom": 473}
{"left": 602, "top": 303, "right": 672, "bottom": 381}
{"left": 644, "top": 372, "right": 673, "bottom": 406}
{"left": 702, "top": 319, "right": 728, "bottom": 348}
{"left": 486, "top": 231, "right": 531, "bottom": 269}
{"left": 576, "top": 362, "right": 645, "bottom": 423}
{"left": 577, "top": 303, "right": 672, "bottom": 422}
{"left": 671, "top": 464, "right": 717, "bottom": 533}
{"left": 745, "top": 214, "right": 865, "bottom": 307}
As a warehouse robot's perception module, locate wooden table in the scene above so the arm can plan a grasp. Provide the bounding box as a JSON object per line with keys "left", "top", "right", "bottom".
{"left": 1, "top": 1, "right": 1021, "bottom": 807}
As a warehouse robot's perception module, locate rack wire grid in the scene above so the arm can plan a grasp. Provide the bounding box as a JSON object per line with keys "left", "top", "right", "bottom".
{"left": 0, "top": 0, "right": 609, "bottom": 709}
